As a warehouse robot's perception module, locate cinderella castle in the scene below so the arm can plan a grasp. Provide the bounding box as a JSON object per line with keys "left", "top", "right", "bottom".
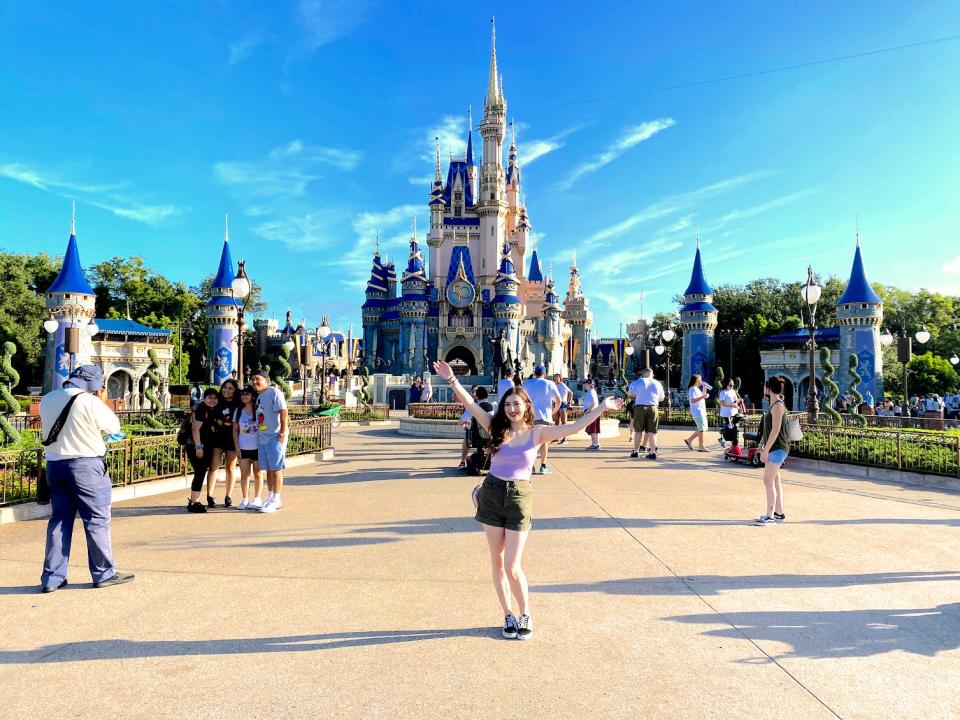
{"left": 362, "top": 23, "right": 592, "bottom": 379}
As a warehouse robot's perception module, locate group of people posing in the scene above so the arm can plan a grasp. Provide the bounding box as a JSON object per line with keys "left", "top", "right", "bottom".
{"left": 183, "top": 370, "right": 289, "bottom": 514}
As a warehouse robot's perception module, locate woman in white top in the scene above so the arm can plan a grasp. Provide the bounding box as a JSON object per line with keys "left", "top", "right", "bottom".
{"left": 683, "top": 374, "right": 710, "bottom": 452}
{"left": 581, "top": 379, "right": 601, "bottom": 450}
{"left": 421, "top": 375, "right": 433, "bottom": 403}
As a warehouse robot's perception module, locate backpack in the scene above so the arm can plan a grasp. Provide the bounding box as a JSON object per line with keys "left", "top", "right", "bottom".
{"left": 176, "top": 410, "right": 195, "bottom": 446}
{"left": 470, "top": 400, "right": 494, "bottom": 449}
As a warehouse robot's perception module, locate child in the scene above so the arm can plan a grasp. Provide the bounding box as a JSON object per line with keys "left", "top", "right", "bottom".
{"left": 232, "top": 386, "right": 264, "bottom": 510}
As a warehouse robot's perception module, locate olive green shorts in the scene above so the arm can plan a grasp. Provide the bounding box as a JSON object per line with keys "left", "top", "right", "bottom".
{"left": 474, "top": 475, "right": 533, "bottom": 532}
{"left": 633, "top": 405, "right": 659, "bottom": 434}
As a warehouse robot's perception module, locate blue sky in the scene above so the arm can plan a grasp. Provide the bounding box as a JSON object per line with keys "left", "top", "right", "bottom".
{"left": 1, "top": 1, "right": 958, "bottom": 337}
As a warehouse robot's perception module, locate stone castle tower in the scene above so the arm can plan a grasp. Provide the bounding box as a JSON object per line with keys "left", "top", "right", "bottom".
{"left": 42, "top": 218, "right": 97, "bottom": 392}
{"left": 562, "top": 251, "right": 592, "bottom": 378}
{"left": 206, "top": 228, "right": 239, "bottom": 385}
{"left": 679, "top": 240, "right": 718, "bottom": 384}
{"left": 836, "top": 233, "right": 884, "bottom": 400}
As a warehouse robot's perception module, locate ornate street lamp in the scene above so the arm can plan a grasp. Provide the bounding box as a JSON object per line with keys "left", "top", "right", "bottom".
{"left": 951, "top": 353, "right": 959, "bottom": 366}
{"left": 800, "top": 265, "right": 822, "bottom": 423}
{"left": 654, "top": 326, "right": 676, "bottom": 415}
{"left": 317, "top": 316, "right": 331, "bottom": 402}
{"left": 230, "top": 260, "right": 252, "bottom": 385}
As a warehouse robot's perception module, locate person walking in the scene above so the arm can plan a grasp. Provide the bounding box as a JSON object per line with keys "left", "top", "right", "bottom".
{"left": 186, "top": 388, "right": 220, "bottom": 513}
{"left": 232, "top": 386, "right": 264, "bottom": 510}
{"left": 552, "top": 373, "right": 573, "bottom": 444}
{"left": 39, "top": 365, "right": 134, "bottom": 592}
{"left": 251, "top": 370, "right": 288, "bottom": 513}
{"left": 521, "top": 364, "right": 562, "bottom": 474}
{"left": 756, "top": 375, "right": 790, "bottom": 526}
{"left": 208, "top": 378, "right": 240, "bottom": 507}
{"left": 435, "top": 359, "right": 620, "bottom": 640}
{"left": 497, "top": 366, "right": 516, "bottom": 402}
{"left": 627, "top": 368, "right": 665, "bottom": 459}
{"left": 683, "top": 374, "right": 710, "bottom": 452}
{"left": 582, "top": 378, "right": 602, "bottom": 450}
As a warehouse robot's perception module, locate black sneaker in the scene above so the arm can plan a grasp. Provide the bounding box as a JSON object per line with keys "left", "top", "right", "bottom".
{"left": 502, "top": 614, "right": 518, "bottom": 639}
{"left": 638, "top": 446, "right": 647, "bottom": 452}
{"left": 774, "top": 512, "right": 786, "bottom": 523}
{"left": 224, "top": 496, "right": 233, "bottom": 508}
{"left": 41, "top": 579, "right": 68, "bottom": 594}
{"left": 187, "top": 500, "right": 207, "bottom": 513}
{"left": 646, "top": 452, "right": 657, "bottom": 460}
{"left": 630, "top": 451, "right": 639, "bottom": 458}
{"left": 93, "top": 572, "right": 135, "bottom": 589}
{"left": 516, "top": 613, "right": 533, "bottom": 640}
{"left": 207, "top": 496, "right": 217, "bottom": 508}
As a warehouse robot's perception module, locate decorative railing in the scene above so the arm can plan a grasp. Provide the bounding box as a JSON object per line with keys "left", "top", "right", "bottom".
{"left": 339, "top": 404, "right": 390, "bottom": 422}
{"left": 0, "top": 415, "right": 334, "bottom": 507}
{"left": 408, "top": 403, "right": 466, "bottom": 420}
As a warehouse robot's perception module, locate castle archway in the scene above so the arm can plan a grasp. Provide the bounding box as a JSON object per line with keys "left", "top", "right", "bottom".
{"left": 106, "top": 370, "right": 132, "bottom": 401}
{"left": 444, "top": 345, "right": 477, "bottom": 376}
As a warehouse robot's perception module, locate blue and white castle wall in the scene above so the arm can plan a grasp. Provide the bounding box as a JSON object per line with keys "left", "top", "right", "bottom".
{"left": 206, "top": 240, "right": 239, "bottom": 385}
{"left": 835, "top": 240, "right": 884, "bottom": 401}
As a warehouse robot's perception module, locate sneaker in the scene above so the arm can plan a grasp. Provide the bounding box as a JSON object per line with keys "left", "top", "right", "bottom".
{"left": 630, "top": 451, "right": 639, "bottom": 458}
{"left": 259, "top": 498, "right": 282, "bottom": 513}
{"left": 646, "top": 452, "right": 657, "bottom": 460}
{"left": 457, "top": 461, "right": 467, "bottom": 469}
{"left": 558, "top": 438, "right": 567, "bottom": 445}
{"left": 93, "top": 572, "right": 135, "bottom": 589}
{"left": 249, "top": 497, "right": 263, "bottom": 510}
{"left": 187, "top": 500, "right": 207, "bottom": 513}
{"left": 774, "top": 512, "right": 786, "bottom": 523}
{"left": 224, "top": 496, "right": 233, "bottom": 508}
{"left": 502, "top": 614, "right": 518, "bottom": 639}
{"left": 206, "top": 496, "right": 217, "bottom": 508}
{"left": 41, "top": 579, "right": 68, "bottom": 594}
{"left": 539, "top": 465, "right": 551, "bottom": 474}
{"left": 237, "top": 498, "right": 249, "bottom": 510}
{"left": 754, "top": 515, "right": 776, "bottom": 526}
{"left": 516, "top": 614, "right": 533, "bottom": 640}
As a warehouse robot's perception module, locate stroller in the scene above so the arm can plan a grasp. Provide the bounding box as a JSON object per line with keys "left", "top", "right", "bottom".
{"left": 721, "top": 414, "right": 765, "bottom": 467}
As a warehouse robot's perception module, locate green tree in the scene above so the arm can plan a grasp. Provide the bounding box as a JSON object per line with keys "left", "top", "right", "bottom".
{"left": 0, "top": 251, "right": 59, "bottom": 388}
{"left": 905, "top": 352, "right": 960, "bottom": 397}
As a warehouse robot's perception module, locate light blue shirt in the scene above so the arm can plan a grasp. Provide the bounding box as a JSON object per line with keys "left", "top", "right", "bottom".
{"left": 255, "top": 386, "right": 287, "bottom": 444}
{"left": 628, "top": 377, "right": 664, "bottom": 406}
{"left": 496, "top": 378, "right": 516, "bottom": 402}
{"left": 523, "top": 377, "right": 562, "bottom": 423}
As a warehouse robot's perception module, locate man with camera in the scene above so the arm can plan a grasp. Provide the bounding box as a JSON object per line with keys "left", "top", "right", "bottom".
{"left": 39, "top": 364, "right": 135, "bottom": 593}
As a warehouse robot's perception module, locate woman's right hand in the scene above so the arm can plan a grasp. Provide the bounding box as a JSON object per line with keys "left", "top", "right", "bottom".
{"left": 432, "top": 360, "right": 454, "bottom": 381}
{"left": 195, "top": 448, "right": 204, "bottom": 458}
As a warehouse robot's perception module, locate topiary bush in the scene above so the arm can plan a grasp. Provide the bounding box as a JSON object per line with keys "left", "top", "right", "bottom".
{"left": 820, "top": 347, "right": 842, "bottom": 425}
{"left": 0, "top": 342, "right": 22, "bottom": 445}
{"left": 143, "top": 348, "right": 165, "bottom": 429}
{"left": 847, "top": 354, "right": 867, "bottom": 427}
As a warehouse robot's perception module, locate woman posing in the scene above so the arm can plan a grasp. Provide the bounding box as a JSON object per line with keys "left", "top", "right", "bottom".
{"left": 206, "top": 379, "right": 240, "bottom": 507}
{"left": 683, "top": 374, "right": 710, "bottom": 452}
{"left": 756, "top": 375, "right": 789, "bottom": 526}
{"left": 435, "top": 360, "right": 621, "bottom": 640}
{"left": 582, "top": 378, "right": 602, "bottom": 451}
{"left": 233, "top": 386, "right": 264, "bottom": 510}
{"left": 186, "top": 388, "right": 220, "bottom": 513}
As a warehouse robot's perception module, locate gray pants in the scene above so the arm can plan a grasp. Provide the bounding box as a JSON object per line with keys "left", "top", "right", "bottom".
{"left": 41, "top": 457, "right": 116, "bottom": 588}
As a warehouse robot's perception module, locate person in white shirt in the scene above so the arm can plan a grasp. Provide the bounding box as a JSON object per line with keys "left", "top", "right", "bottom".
{"left": 496, "top": 366, "right": 516, "bottom": 402}
{"left": 39, "top": 365, "right": 134, "bottom": 593}
{"left": 522, "top": 364, "right": 562, "bottom": 473}
{"left": 627, "top": 368, "right": 665, "bottom": 459}
{"left": 717, "top": 378, "right": 740, "bottom": 447}
{"left": 683, "top": 374, "right": 710, "bottom": 451}
{"left": 421, "top": 374, "right": 433, "bottom": 403}
{"left": 581, "top": 378, "right": 602, "bottom": 450}
{"left": 552, "top": 373, "right": 573, "bottom": 444}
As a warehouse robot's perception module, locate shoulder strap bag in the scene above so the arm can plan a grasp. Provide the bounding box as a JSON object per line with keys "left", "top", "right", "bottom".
{"left": 41, "top": 394, "right": 82, "bottom": 447}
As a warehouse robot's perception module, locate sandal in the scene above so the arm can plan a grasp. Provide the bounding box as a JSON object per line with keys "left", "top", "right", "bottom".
{"left": 684, "top": 439, "right": 694, "bottom": 451}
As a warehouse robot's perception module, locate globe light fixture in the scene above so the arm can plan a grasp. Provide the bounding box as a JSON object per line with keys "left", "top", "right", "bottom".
{"left": 951, "top": 353, "right": 959, "bottom": 366}
{"left": 231, "top": 264, "right": 251, "bottom": 299}
{"left": 879, "top": 329, "right": 894, "bottom": 347}
{"left": 283, "top": 340, "right": 295, "bottom": 353}
{"left": 86, "top": 320, "right": 99, "bottom": 336}
{"left": 43, "top": 318, "right": 59, "bottom": 334}
{"left": 661, "top": 328, "right": 676, "bottom": 343}
{"left": 800, "top": 274, "right": 822, "bottom": 306}
{"left": 801, "top": 265, "right": 821, "bottom": 423}
{"left": 654, "top": 344, "right": 665, "bottom": 356}
{"left": 914, "top": 328, "right": 931, "bottom": 345}
{"left": 624, "top": 345, "right": 635, "bottom": 356}
{"left": 319, "top": 317, "right": 332, "bottom": 340}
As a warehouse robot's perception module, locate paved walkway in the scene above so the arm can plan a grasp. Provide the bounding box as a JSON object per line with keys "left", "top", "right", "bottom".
{"left": 1, "top": 426, "right": 959, "bottom": 719}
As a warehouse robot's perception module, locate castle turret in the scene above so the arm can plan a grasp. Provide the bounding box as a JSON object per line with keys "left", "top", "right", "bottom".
{"left": 679, "top": 239, "right": 718, "bottom": 384}
{"left": 562, "top": 251, "right": 592, "bottom": 379}
{"left": 477, "top": 19, "right": 507, "bottom": 287}
{"left": 206, "top": 221, "right": 240, "bottom": 384}
{"left": 400, "top": 222, "right": 429, "bottom": 375}
{"left": 42, "top": 214, "right": 97, "bottom": 392}
{"left": 836, "top": 232, "right": 884, "bottom": 400}
{"left": 361, "top": 238, "right": 390, "bottom": 372}
{"left": 492, "top": 241, "right": 523, "bottom": 373}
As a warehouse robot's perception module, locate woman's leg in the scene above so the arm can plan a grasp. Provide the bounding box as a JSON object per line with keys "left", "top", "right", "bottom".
{"left": 504, "top": 529, "right": 531, "bottom": 617}
{"left": 697, "top": 430, "right": 706, "bottom": 449}
{"left": 223, "top": 451, "right": 238, "bottom": 501}
{"left": 773, "top": 467, "right": 784, "bottom": 515}
{"left": 253, "top": 461, "right": 263, "bottom": 500}
{"left": 187, "top": 448, "right": 209, "bottom": 503}
{"left": 482, "top": 524, "right": 512, "bottom": 616}
{"left": 761, "top": 462, "right": 778, "bottom": 516}
{"left": 238, "top": 459, "right": 251, "bottom": 499}
{"left": 207, "top": 447, "right": 223, "bottom": 501}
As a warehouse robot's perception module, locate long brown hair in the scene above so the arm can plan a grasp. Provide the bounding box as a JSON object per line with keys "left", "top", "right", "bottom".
{"left": 490, "top": 385, "right": 535, "bottom": 454}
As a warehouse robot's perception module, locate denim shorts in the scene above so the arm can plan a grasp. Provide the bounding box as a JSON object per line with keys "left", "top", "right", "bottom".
{"left": 257, "top": 434, "right": 286, "bottom": 471}
{"left": 766, "top": 449, "right": 789, "bottom": 466}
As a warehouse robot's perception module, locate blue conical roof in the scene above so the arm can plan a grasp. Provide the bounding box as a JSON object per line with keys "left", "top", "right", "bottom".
{"left": 466, "top": 126, "right": 474, "bottom": 166}
{"left": 47, "top": 233, "right": 95, "bottom": 295}
{"left": 528, "top": 249, "right": 543, "bottom": 282}
{"left": 837, "top": 241, "right": 882, "bottom": 305}
{"left": 683, "top": 246, "right": 713, "bottom": 296}
{"left": 211, "top": 240, "right": 235, "bottom": 289}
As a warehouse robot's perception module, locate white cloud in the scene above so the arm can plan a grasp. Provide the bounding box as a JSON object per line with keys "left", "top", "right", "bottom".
{"left": 408, "top": 174, "right": 434, "bottom": 187}
{"left": 585, "top": 239, "right": 684, "bottom": 280}
{"left": 253, "top": 210, "right": 341, "bottom": 250}
{"left": 297, "top": 0, "right": 370, "bottom": 50}
{"left": 269, "top": 139, "right": 361, "bottom": 171}
{"left": 424, "top": 115, "right": 468, "bottom": 164}
{"left": 518, "top": 126, "right": 582, "bottom": 166}
{"left": 245, "top": 205, "right": 270, "bottom": 217}
{"left": 942, "top": 256, "right": 960, "bottom": 275}
{"left": 214, "top": 162, "right": 321, "bottom": 196}
{"left": 327, "top": 204, "right": 424, "bottom": 289}
{"left": 703, "top": 189, "right": 818, "bottom": 232}
{"left": 0, "top": 162, "right": 185, "bottom": 226}
{"left": 229, "top": 34, "right": 262, "bottom": 65}
{"left": 559, "top": 118, "right": 675, "bottom": 190}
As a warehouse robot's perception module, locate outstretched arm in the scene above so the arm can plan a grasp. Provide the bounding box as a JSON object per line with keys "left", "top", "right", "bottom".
{"left": 534, "top": 396, "right": 623, "bottom": 444}
{"left": 433, "top": 361, "right": 493, "bottom": 432}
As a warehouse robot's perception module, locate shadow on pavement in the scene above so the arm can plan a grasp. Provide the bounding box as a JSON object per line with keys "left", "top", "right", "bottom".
{"left": 0, "top": 627, "right": 494, "bottom": 663}
{"left": 534, "top": 571, "right": 960, "bottom": 596}
{"left": 666, "top": 602, "right": 960, "bottom": 659}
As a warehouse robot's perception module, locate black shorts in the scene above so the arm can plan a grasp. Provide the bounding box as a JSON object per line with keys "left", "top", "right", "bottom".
{"left": 209, "top": 437, "right": 236, "bottom": 452}
{"left": 239, "top": 448, "right": 258, "bottom": 461}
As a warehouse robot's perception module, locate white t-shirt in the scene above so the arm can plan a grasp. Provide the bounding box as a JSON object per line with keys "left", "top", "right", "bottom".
{"left": 496, "top": 378, "right": 515, "bottom": 402}
{"left": 235, "top": 407, "right": 260, "bottom": 451}
{"left": 581, "top": 388, "right": 599, "bottom": 413}
{"left": 523, "top": 377, "right": 562, "bottom": 423}
{"left": 718, "top": 388, "right": 739, "bottom": 418}
{"left": 688, "top": 386, "right": 707, "bottom": 418}
{"left": 628, "top": 378, "right": 664, "bottom": 406}
{"left": 555, "top": 382, "right": 571, "bottom": 406}
{"left": 40, "top": 388, "right": 121, "bottom": 461}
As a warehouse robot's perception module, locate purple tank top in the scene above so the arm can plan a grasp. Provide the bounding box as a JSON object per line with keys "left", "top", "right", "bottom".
{"left": 488, "top": 430, "right": 540, "bottom": 481}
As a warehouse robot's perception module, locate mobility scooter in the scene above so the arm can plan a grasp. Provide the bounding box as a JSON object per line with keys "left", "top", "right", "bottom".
{"left": 720, "top": 414, "right": 765, "bottom": 467}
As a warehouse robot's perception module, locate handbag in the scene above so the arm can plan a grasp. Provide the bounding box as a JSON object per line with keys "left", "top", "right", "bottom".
{"left": 785, "top": 416, "right": 804, "bottom": 442}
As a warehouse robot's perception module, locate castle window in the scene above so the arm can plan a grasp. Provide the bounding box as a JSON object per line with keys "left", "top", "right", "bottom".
{"left": 861, "top": 303, "right": 867, "bottom": 309}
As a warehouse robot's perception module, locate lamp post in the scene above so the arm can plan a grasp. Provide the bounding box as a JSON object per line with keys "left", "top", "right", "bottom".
{"left": 230, "top": 260, "right": 252, "bottom": 386}
{"left": 717, "top": 329, "right": 740, "bottom": 381}
{"left": 317, "top": 316, "right": 331, "bottom": 403}
{"left": 801, "top": 265, "right": 822, "bottom": 424}
{"left": 654, "top": 326, "right": 676, "bottom": 415}
{"left": 44, "top": 303, "right": 99, "bottom": 375}
{"left": 886, "top": 325, "right": 930, "bottom": 403}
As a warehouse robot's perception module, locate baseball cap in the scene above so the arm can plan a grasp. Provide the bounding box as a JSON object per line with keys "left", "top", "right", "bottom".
{"left": 63, "top": 364, "right": 104, "bottom": 392}
{"left": 534, "top": 364, "right": 546, "bottom": 376}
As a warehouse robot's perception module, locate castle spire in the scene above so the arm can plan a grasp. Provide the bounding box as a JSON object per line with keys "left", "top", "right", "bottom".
{"left": 71, "top": 200, "right": 76, "bottom": 236}
{"left": 683, "top": 241, "right": 712, "bottom": 297}
{"left": 434, "top": 136, "right": 442, "bottom": 182}
{"left": 485, "top": 17, "right": 502, "bottom": 112}
{"left": 837, "top": 231, "right": 882, "bottom": 305}
{"left": 211, "top": 233, "right": 235, "bottom": 290}
{"left": 465, "top": 107, "right": 474, "bottom": 165}
{"left": 225, "top": 213, "right": 229, "bottom": 243}
{"left": 46, "top": 211, "right": 95, "bottom": 295}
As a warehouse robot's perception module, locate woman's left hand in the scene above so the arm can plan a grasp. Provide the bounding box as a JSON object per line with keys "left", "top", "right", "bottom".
{"left": 601, "top": 396, "right": 624, "bottom": 412}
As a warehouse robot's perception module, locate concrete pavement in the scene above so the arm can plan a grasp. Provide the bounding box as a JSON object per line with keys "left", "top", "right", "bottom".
{"left": 1, "top": 425, "right": 958, "bottom": 719}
